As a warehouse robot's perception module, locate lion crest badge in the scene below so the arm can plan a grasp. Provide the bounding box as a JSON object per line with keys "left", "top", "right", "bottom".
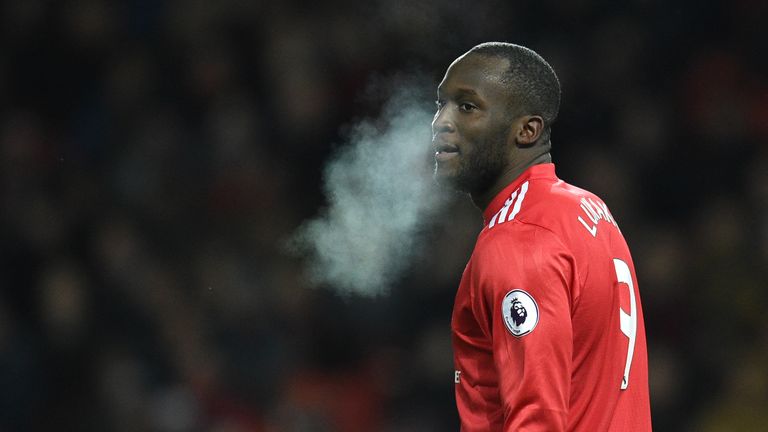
{"left": 502, "top": 289, "right": 539, "bottom": 337}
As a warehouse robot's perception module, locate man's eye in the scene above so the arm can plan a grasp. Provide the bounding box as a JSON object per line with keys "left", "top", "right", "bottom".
{"left": 459, "top": 103, "right": 477, "bottom": 112}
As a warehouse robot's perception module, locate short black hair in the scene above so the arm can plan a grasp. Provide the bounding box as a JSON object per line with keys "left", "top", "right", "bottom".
{"left": 468, "top": 42, "right": 561, "bottom": 139}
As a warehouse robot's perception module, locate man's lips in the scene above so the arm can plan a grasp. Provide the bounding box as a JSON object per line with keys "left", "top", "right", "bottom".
{"left": 434, "top": 141, "right": 460, "bottom": 161}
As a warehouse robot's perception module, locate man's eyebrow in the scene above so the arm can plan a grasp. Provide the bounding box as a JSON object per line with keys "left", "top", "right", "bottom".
{"left": 455, "top": 87, "right": 479, "bottom": 96}
{"left": 437, "top": 87, "right": 479, "bottom": 98}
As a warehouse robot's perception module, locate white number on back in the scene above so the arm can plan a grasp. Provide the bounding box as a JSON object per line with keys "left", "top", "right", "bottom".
{"left": 614, "top": 258, "right": 637, "bottom": 390}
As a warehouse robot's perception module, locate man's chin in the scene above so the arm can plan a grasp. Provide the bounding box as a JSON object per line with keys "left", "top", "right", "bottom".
{"left": 434, "top": 168, "right": 469, "bottom": 192}
{"left": 433, "top": 165, "right": 453, "bottom": 184}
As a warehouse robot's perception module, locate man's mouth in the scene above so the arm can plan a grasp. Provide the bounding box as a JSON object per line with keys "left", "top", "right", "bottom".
{"left": 434, "top": 142, "right": 460, "bottom": 162}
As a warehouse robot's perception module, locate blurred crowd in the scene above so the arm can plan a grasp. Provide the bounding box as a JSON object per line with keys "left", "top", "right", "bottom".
{"left": 1, "top": 0, "right": 767, "bottom": 430}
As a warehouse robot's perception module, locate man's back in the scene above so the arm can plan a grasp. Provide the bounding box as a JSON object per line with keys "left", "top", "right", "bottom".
{"left": 452, "top": 163, "right": 651, "bottom": 431}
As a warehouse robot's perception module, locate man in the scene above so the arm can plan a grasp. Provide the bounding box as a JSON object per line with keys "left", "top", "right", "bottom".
{"left": 433, "top": 42, "right": 651, "bottom": 431}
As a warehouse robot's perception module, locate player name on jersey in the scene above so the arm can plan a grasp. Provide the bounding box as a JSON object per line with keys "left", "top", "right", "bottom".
{"left": 577, "top": 196, "right": 619, "bottom": 237}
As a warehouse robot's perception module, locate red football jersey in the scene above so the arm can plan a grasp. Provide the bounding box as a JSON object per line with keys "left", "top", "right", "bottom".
{"left": 452, "top": 163, "right": 651, "bottom": 431}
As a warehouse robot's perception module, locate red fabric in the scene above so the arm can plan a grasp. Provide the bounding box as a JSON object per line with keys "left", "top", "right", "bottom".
{"left": 452, "top": 163, "right": 651, "bottom": 431}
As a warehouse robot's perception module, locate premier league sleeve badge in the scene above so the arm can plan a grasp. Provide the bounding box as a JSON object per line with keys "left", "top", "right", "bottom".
{"left": 502, "top": 289, "right": 539, "bottom": 337}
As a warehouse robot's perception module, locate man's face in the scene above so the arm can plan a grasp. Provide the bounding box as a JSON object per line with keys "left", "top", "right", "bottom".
{"left": 432, "top": 54, "right": 516, "bottom": 194}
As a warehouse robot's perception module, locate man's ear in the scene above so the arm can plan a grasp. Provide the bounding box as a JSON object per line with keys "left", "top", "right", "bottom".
{"left": 513, "top": 115, "right": 544, "bottom": 147}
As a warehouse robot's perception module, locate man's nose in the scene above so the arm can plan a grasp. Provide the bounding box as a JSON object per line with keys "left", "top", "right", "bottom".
{"left": 432, "top": 109, "right": 456, "bottom": 136}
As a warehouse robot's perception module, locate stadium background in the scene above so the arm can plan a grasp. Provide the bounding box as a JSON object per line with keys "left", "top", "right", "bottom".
{"left": 1, "top": 0, "right": 766, "bottom": 430}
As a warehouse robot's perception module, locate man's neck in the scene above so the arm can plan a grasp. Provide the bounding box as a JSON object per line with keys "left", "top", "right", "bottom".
{"left": 470, "top": 152, "right": 552, "bottom": 210}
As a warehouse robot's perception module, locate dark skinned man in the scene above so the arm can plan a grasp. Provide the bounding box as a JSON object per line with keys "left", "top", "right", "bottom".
{"left": 433, "top": 42, "right": 651, "bottom": 431}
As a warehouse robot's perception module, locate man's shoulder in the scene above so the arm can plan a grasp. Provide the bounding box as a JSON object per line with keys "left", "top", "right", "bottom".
{"left": 521, "top": 177, "right": 623, "bottom": 245}
{"left": 482, "top": 176, "right": 617, "bottom": 245}
{"left": 485, "top": 177, "right": 594, "bottom": 228}
{"left": 475, "top": 215, "right": 567, "bottom": 261}
{"left": 533, "top": 178, "right": 599, "bottom": 211}
{"left": 470, "top": 214, "right": 574, "bottom": 285}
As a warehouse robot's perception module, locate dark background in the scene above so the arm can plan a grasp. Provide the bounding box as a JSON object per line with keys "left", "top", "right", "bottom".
{"left": 1, "top": 0, "right": 767, "bottom": 430}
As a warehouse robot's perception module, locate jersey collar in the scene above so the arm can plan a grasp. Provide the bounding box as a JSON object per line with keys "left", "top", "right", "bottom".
{"left": 482, "top": 163, "right": 558, "bottom": 225}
